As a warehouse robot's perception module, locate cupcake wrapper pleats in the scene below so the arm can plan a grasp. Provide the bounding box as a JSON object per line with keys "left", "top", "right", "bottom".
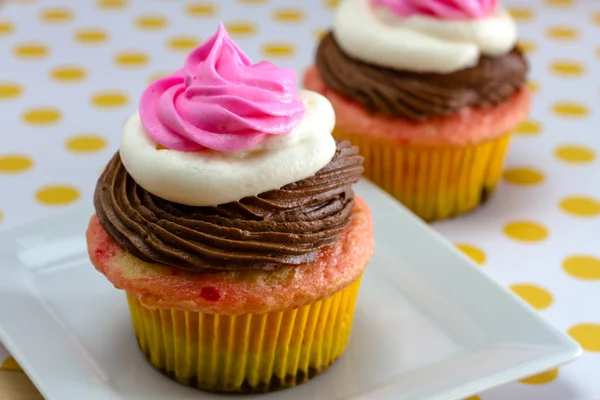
{"left": 334, "top": 128, "right": 512, "bottom": 221}
{"left": 127, "top": 276, "right": 362, "bottom": 393}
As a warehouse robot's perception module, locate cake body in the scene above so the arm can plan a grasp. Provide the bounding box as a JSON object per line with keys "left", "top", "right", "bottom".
{"left": 88, "top": 198, "right": 372, "bottom": 392}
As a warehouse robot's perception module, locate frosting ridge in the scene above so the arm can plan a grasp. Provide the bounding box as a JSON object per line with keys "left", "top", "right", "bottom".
{"left": 94, "top": 141, "right": 364, "bottom": 272}
{"left": 315, "top": 32, "right": 527, "bottom": 120}
{"left": 371, "top": 0, "right": 498, "bottom": 19}
{"left": 139, "top": 23, "right": 304, "bottom": 152}
{"left": 121, "top": 90, "right": 337, "bottom": 206}
{"left": 332, "top": 0, "right": 517, "bottom": 73}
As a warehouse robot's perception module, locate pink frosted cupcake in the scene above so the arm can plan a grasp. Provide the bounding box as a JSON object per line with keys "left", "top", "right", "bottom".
{"left": 87, "top": 24, "right": 373, "bottom": 393}
{"left": 305, "top": 0, "right": 530, "bottom": 221}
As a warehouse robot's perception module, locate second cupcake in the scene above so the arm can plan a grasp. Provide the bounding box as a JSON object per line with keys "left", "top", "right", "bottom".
{"left": 305, "top": 0, "right": 530, "bottom": 221}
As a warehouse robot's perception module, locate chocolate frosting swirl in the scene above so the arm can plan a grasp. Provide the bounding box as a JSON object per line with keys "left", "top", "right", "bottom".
{"left": 94, "top": 141, "right": 363, "bottom": 272}
{"left": 316, "top": 32, "right": 528, "bottom": 121}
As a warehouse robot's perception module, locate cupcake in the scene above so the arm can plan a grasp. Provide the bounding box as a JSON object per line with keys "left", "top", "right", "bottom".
{"left": 305, "top": 0, "right": 530, "bottom": 221}
{"left": 86, "top": 24, "right": 373, "bottom": 393}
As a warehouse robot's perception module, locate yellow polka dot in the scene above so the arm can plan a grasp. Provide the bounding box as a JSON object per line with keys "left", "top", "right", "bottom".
{"left": 515, "top": 120, "right": 542, "bottom": 136}
{"left": 315, "top": 28, "right": 328, "bottom": 40}
{"left": 518, "top": 41, "right": 536, "bottom": 53}
{"left": 147, "top": 71, "right": 170, "bottom": 85}
{"left": 35, "top": 185, "right": 80, "bottom": 206}
{"left": 503, "top": 168, "right": 544, "bottom": 185}
{"left": 550, "top": 60, "right": 585, "bottom": 77}
{"left": 91, "top": 92, "right": 128, "bottom": 108}
{"left": 50, "top": 66, "right": 86, "bottom": 82}
{"left": 552, "top": 102, "right": 589, "bottom": 118}
{"left": 545, "top": 0, "right": 573, "bottom": 6}
{"left": 0, "top": 82, "right": 23, "bottom": 100}
{"left": 0, "top": 155, "right": 33, "bottom": 173}
{"left": 13, "top": 42, "right": 49, "bottom": 59}
{"left": 504, "top": 221, "right": 549, "bottom": 242}
{"left": 555, "top": 145, "right": 596, "bottom": 164}
{"left": 74, "top": 28, "right": 108, "bottom": 44}
{"left": 185, "top": 3, "right": 216, "bottom": 16}
{"left": 560, "top": 196, "right": 600, "bottom": 217}
{"left": 455, "top": 244, "right": 486, "bottom": 265}
{"left": 136, "top": 15, "right": 168, "bottom": 30}
{"left": 527, "top": 81, "right": 540, "bottom": 93}
{"left": 511, "top": 284, "right": 553, "bottom": 310}
{"left": 324, "top": 0, "right": 340, "bottom": 8}
{"left": 507, "top": 8, "right": 534, "bottom": 21}
{"left": 167, "top": 36, "right": 201, "bottom": 51}
{"left": 40, "top": 8, "right": 73, "bottom": 23}
{"left": 1, "top": 357, "right": 21, "bottom": 372}
{"left": 569, "top": 324, "right": 600, "bottom": 351}
{"left": 114, "top": 51, "right": 149, "bottom": 67}
{"left": 0, "top": 21, "right": 14, "bottom": 36}
{"left": 22, "top": 107, "right": 61, "bottom": 125}
{"left": 97, "top": 0, "right": 127, "bottom": 8}
{"left": 546, "top": 26, "right": 578, "bottom": 40}
{"left": 593, "top": 12, "right": 600, "bottom": 26}
{"left": 520, "top": 369, "right": 559, "bottom": 384}
{"left": 0, "top": 210, "right": 3, "bottom": 224}
{"left": 226, "top": 22, "right": 257, "bottom": 36}
{"left": 262, "top": 43, "right": 295, "bottom": 57}
{"left": 564, "top": 255, "right": 600, "bottom": 280}
{"left": 65, "top": 135, "right": 107, "bottom": 153}
{"left": 238, "top": 0, "right": 267, "bottom": 4}
{"left": 464, "top": 397, "right": 481, "bottom": 400}
{"left": 273, "top": 8, "right": 305, "bottom": 23}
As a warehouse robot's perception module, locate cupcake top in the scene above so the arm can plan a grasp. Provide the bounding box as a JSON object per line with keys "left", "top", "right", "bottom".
{"left": 94, "top": 24, "right": 363, "bottom": 273}
{"left": 316, "top": 0, "right": 528, "bottom": 121}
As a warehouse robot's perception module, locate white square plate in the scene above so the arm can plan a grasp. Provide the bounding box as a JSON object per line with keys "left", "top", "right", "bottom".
{"left": 0, "top": 180, "right": 581, "bottom": 400}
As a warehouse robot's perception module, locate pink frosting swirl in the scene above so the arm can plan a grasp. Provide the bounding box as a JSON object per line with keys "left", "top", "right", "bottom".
{"left": 139, "top": 23, "right": 304, "bottom": 152}
{"left": 371, "top": 0, "right": 498, "bottom": 19}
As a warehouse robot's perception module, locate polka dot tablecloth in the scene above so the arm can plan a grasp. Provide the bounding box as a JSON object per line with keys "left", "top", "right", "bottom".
{"left": 0, "top": 0, "right": 599, "bottom": 399}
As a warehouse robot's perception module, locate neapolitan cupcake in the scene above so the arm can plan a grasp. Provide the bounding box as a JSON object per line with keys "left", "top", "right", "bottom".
{"left": 87, "top": 24, "right": 373, "bottom": 393}
{"left": 305, "top": 0, "right": 530, "bottom": 221}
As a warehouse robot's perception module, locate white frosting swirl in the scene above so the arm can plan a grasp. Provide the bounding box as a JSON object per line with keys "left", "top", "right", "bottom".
{"left": 332, "top": 0, "right": 518, "bottom": 74}
{"left": 119, "top": 90, "right": 337, "bottom": 206}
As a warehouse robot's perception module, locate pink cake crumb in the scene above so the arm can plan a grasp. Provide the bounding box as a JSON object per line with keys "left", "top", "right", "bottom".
{"left": 87, "top": 197, "right": 374, "bottom": 315}
{"left": 304, "top": 66, "right": 531, "bottom": 146}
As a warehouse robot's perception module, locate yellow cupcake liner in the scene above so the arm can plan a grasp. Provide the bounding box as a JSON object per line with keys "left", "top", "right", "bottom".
{"left": 334, "top": 128, "right": 512, "bottom": 221}
{"left": 126, "top": 276, "right": 362, "bottom": 393}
